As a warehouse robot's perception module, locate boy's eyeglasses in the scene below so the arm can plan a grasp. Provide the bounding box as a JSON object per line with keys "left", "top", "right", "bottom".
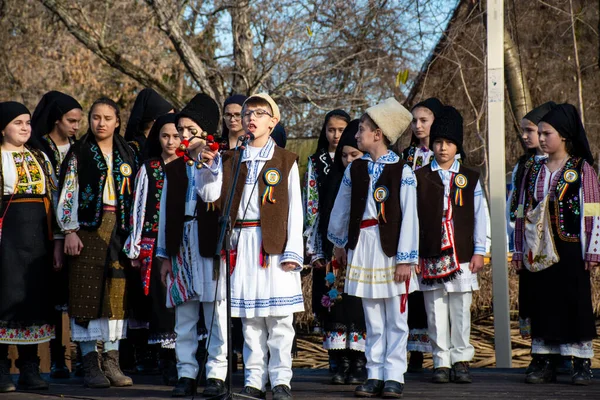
{"left": 243, "top": 109, "right": 273, "bottom": 119}
{"left": 224, "top": 113, "right": 242, "bottom": 121}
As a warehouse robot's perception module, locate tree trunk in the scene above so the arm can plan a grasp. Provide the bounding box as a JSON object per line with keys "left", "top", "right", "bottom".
{"left": 503, "top": 27, "right": 532, "bottom": 124}
{"left": 230, "top": 1, "right": 254, "bottom": 95}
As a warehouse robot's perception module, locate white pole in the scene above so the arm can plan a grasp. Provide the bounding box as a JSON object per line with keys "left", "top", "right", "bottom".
{"left": 486, "top": 0, "right": 512, "bottom": 368}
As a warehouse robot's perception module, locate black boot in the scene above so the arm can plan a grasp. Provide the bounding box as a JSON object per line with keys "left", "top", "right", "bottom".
{"left": 355, "top": 379, "right": 384, "bottom": 398}
{"left": 347, "top": 351, "right": 367, "bottom": 385}
{"left": 50, "top": 343, "right": 70, "bottom": 379}
{"left": 331, "top": 350, "right": 350, "bottom": 385}
{"left": 16, "top": 356, "right": 49, "bottom": 390}
{"left": 136, "top": 343, "right": 159, "bottom": 375}
{"left": 159, "top": 348, "right": 178, "bottom": 386}
{"left": 0, "top": 359, "right": 15, "bottom": 393}
{"left": 407, "top": 351, "right": 424, "bottom": 373}
{"left": 525, "top": 355, "right": 556, "bottom": 384}
{"left": 172, "top": 377, "right": 197, "bottom": 397}
{"left": 572, "top": 357, "right": 593, "bottom": 386}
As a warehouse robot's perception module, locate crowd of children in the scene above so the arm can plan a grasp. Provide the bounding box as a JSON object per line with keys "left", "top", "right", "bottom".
{"left": 0, "top": 88, "right": 597, "bottom": 399}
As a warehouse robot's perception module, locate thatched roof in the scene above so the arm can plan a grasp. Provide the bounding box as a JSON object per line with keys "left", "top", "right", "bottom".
{"left": 403, "top": 0, "right": 600, "bottom": 171}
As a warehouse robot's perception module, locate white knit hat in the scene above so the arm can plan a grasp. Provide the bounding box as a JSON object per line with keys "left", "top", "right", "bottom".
{"left": 365, "top": 97, "right": 412, "bottom": 145}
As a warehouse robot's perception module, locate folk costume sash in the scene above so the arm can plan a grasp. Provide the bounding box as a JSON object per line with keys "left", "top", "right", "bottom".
{"left": 138, "top": 158, "right": 164, "bottom": 295}
{"left": 420, "top": 176, "right": 462, "bottom": 284}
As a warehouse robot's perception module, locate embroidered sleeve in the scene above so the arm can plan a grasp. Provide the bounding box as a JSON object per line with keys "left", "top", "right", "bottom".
{"left": 473, "top": 180, "right": 488, "bottom": 256}
{"left": 56, "top": 152, "right": 80, "bottom": 232}
{"left": 396, "top": 164, "right": 419, "bottom": 263}
{"left": 156, "top": 176, "right": 169, "bottom": 259}
{"left": 280, "top": 162, "right": 305, "bottom": 271}
{"left": 303, "top": 157, "right": 325, "bottom": 262}
{"left": 581, "top": 162, "right": 600, "bottom": 262}
{"left": 124, "top": 165, "right": 149, "bottom": 259}
{"left": 327, "top": 165, "right": 352, "bottom": 248}
{"left": 196, "top": 153, "right": 223, "bottom": 203}
{"left": 506, "top": 163, "right": 519, "bottom": 249}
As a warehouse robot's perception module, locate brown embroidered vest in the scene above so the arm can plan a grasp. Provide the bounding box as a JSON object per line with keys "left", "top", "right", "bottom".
{"left": 198, "top": 146, "right": 298, "bottom": 255}
{"left": 415, "top": 164, "right": 480, "bottom": 263}
{"left": 347, "top": 159, "right": 404, "bottom": 258}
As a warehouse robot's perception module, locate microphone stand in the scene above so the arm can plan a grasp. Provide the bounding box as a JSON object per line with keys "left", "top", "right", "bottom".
{"left": 207, "top": 134, "right": 255, "bottom": 400}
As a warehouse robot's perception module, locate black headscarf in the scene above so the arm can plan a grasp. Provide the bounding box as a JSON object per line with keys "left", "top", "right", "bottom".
{"left": 0, "top": 101, "right": 30, "bottom": 133}
{"left": 407, "top": 97, "right": 444, "bottom": 146}
{"left": 271, "top": 122, "right": 287, "bottom": 148}
{"left": 220, "top": 94, "right": 247, "bottom": 142}
{"left": 124, "top": 88, "right": 173, "bottom": 142}
{"left": 523, "top": 101, "right": 557, "bottom": 125}
{"left": 315, "top": 109, "right": 351, "bottom": 154}
{"left": 318, "top": 119, "right": 360, "bottom": 257}
{"left": 31, "top": 91, "right": 82, "bottom": 138}
{"left": 540, "top": 103, "right": 594, "bottom": 164}
{"left": 143, "top": 113, "right": 178, "bottom": 161}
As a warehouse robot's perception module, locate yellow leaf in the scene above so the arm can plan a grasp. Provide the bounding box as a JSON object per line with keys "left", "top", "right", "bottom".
{"left": 401, "top": 69, "right": 409, "bottom": 84}
{"left": 395, "top": 71, "right": 401, "bottom": 87}
{"left": 307, "top": 26, "right": 313, "bottom": 37}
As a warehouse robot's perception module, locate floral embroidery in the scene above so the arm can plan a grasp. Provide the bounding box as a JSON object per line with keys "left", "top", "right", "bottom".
{"left": 11, "top": 152, "right": 44, "bottom": 194}
{"left": 0, "top": 324, "right": 55, "bottom": 344}
{"left": 80, "top": 184, "right": 94, "bottom": 209}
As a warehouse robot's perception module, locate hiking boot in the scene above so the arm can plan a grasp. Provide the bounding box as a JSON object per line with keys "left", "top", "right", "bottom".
{"left": 451, "top": 362, "right": 472, "bottom": 383}
{"left": 101, "top": 351, "right": 133, "bottom": 387}
{"left": 83, "top": 352, "right": 110, "bottom": 388}
{"left": 240, "top": 385, "right": 266, "bottom": 399}
{"left": 382, "top": 380, "right": 404, "bottom": 398}
{"left": 16, "top": 357, "right": 49, "bottom": 390}
{"left": 355, "top": 379, "right": 384, "bottom": 397}
{"left": 432, "top": 367, "right": 450, "bottom": 383}
{"left": 272, "top": 384, "right": 293, "bottom": 400}
{"left": 572, "top": 357, "right": 593, "bottom": 386}
{"left": 525, "top": 355, "right": 556, "bottom": 384}
{"left": 0, "top": 359, "right": 16, "bottom": 393}
{"left": 172, "top": 377, "right": 196, "bottom": 397}
{"left": 203, "top": 378, "right": 226, "bottom": 397}
{"left": 331, "top": 351, "right": 350, "bottom": 385}
{"left": 407, "top": 351, "right": 424, "bottom": 373}
{"left": 347, "top": 351, "right": 367, "bottom": 385}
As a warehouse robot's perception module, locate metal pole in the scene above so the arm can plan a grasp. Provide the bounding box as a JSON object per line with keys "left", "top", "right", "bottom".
{"left": 486, "top": 0, "right": 512, "bottom": 368}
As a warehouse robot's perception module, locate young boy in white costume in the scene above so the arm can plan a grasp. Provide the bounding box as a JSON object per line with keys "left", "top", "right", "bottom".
{"left": 157, "top": 93, "right": 228, "bottom": 397}
{"left": 414, "top": 105, "right": 486, "bottom": 384}
{"left": 196, "top": 93, "right": 304, "bottom": 400}
{"left": 328, "top": 97, "right": 419, "bottom": 399}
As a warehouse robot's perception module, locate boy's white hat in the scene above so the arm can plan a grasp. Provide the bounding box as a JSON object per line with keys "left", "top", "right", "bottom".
{"left": 243, "top": 93, "right": 280, "bottom": 122}
{"left": 365, "top": 97, "right": 412, "bottom": 145}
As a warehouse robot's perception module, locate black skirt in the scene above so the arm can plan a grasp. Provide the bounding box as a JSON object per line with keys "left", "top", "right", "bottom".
{"left": 0, "top": 199, "right": 53, "bottom": 328}
{"left": 323, "top": 293, "right": 366, "bottom": 335}
{"left": 148, "top": 255, "right": 175, "bottom": 336}
{"left": 529, "top": 203, "right": 597, "bottom": 344}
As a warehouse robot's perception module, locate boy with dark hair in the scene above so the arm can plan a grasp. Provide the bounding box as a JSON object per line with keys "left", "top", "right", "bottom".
{"left": 196, "top": 93, "right": 304, "bottom": 400}
{"left": 415, "top": 105, "right": 486, "bottom": 384}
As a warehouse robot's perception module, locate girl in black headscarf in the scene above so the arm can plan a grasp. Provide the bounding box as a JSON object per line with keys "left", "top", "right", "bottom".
{"left": 125, "top": 88, "right": 174, "bottom": 159}
{"left": 317, "top": 120, "right": 369, "bottom": 385}
{"left": 57, "top": 97, "right": 137, "bottom": 389}
{"left": 30, "top": 90, "right": 84, "bottom": 379}
{"left": 124, "top": 113, "right": 179, "bottom": 384}
{"left": 0, "top": 102, "right": 59, "bottom": 392}
{"left": 402, "top": 98, "right": 444, "bottom": 168}
{"left": 512, "top": 103, "right": 599, "bottom": 385}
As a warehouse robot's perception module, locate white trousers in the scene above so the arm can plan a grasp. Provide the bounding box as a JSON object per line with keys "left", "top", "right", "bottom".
{"left": 242, "top": 315, "right": 294, "bottom": 391}
{"left": 423, "top": 289, "right": 474, "bottom": 368}
{"left": 362, "top": 296, "right": 408, "bottom": 383}
{"left": 175, "top": 299, "right": 228, "bottom": 380}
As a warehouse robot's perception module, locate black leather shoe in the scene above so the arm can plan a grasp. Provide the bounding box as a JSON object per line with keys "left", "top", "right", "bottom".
{"left": 172, "top": 377, "right": 197, "bottom": 397}
{"left": 382, "top": 380, "right": 404, "bottom": 398}
{"left": 240, "top": 386, "right": 266, "bottom": 399}
{"left": 572, "top": 358, "right": 593, "bottom": 386}
{"left": 203, "top": 378, "right": 226, "bottom": 397}
{"left": 451, "top": 362, "right": 472, "bottom": 383}
{"left": 431, "top": 367, "right": 450, "bottom": 383}
{"left": 355, "top": 379, "right": 384, "bottom": 397}
{"left": 331, "top": 352, "right": 350, "bottom": 385}
{"left": 346, "top": 352, "right": 367, "bottom": 385}
{"left": 525, "top": 355, "right": 556, "bottom": 384}
{"left": 272, "top": 384, "right": 293, "bottom": 400}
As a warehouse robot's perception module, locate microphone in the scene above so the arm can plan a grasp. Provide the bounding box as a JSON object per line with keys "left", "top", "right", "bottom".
{"left": 238, "top": 132, "right": 255, "bottom": 143}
